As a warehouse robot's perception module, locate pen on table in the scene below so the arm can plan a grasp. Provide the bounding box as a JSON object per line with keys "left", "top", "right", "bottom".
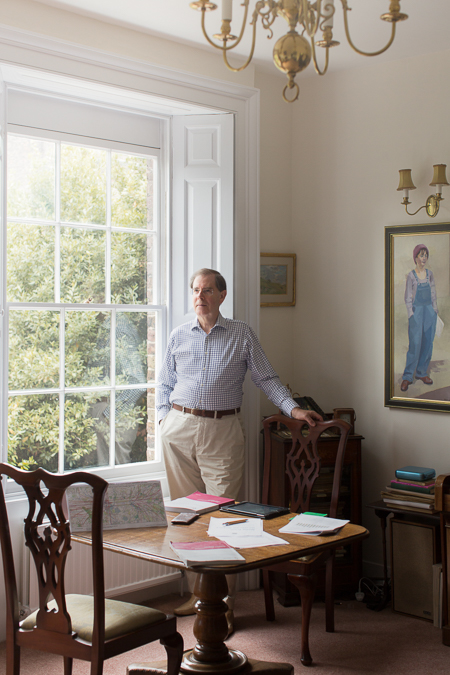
{"left": 224, "top": 518, "right": 248, "bottom": 526}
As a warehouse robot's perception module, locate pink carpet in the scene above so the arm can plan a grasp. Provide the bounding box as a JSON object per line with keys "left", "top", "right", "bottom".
{"left": 1, "top": 590, "right": 449, "bottom": 674}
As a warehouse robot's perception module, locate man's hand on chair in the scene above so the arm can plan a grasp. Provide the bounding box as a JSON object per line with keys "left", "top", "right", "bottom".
{"left": 290, "top": 407, "right": 323, "bottom": 426}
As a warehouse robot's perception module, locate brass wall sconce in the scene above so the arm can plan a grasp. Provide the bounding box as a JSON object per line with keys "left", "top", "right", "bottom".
{"left": 397, "top": 164, "right": 450, "bottom": 218}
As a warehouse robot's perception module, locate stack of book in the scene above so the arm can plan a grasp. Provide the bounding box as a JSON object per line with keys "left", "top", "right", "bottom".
{"left": 381, "top": 465, "right": 436, "bottom": 513}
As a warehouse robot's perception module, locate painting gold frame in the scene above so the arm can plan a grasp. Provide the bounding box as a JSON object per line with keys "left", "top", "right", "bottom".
{"left": 260, "top": 253, "right": 296, "bottom": 307}
{"left": 385, "top": 223, "right": 450, "bottom": 412}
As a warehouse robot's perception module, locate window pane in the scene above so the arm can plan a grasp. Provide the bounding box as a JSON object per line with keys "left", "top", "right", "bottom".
{"left": 113, "top": 387, "right": 148, "bottom": 465}
{"left": 7, "top": 223, "right": 55, "bottom": 303}
{"left": 114, "top": 313, "right": 149, "bottom": 465}
{"left": 7, "top": 135, "right": 55, "bottom": 220}
{"left": 60, "top": 144, "right": 106, "bottom": 225}
{"left": 60, "top": 227, "right": 106, "bottom": 303}
{"left": 8, "top": 394, "right": 59, "bottom": 472}
{"left": 8, "top": 310, "right": 59, "bottom": 391}
{"left": 65, "top": 310, "right": 111, "bottom": 388}
{"left": 115, "top": 312, "right": 148, "bottom": 385}
{"left": 65, "top": 392, "right": 108, "bottom": 470}
{"left": 111, "top": 232, "right": 153, "bottom": 304}
{"left": 111, "top": 153, "right": 153, "bottom": 229}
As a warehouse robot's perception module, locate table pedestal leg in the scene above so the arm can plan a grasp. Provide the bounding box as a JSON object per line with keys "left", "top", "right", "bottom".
{"left": 181, "top": 571, "right": 247, "bottom": 674}
{"left": 127, "top": 571, "right": 294, "bottom": 675}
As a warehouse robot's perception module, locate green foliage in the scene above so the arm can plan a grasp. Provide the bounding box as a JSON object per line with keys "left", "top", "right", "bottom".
{"left": 60, "top": 228, "right": 106, "bottom": 304}
{"left": 111, "top": 232, "right": 148, "bottom": 304}
{"left": 8, "top": 310, "right": 60, "bottom": 391}
{"left": 7, "top": 223, "right": 54, "bottom": 303}
{"left": 7, "top": 395, "right": 60, "bottom": 472}
{"left": 7, "top": 135, "right": 55, "bottom": 221}
{"left": 60, "top": 145, "right": 106, "bottom": 225}
{"left": 112, "top": 153, "right": 151, "bottom": 228}
{"left": 7, "top": 137, "right": 154, "bottom": 471}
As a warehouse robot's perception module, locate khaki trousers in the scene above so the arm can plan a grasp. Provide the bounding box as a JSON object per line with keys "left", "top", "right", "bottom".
{"left": 160, "top": 407, "right": 245, "bottom": 606}
{"left": 160, "top": 407, "right": 245, "bottom": 501}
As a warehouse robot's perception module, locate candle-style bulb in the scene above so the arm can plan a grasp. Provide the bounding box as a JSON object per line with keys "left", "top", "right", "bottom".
{"left": 222, "top": 0, "right": 232, "bottom": 21}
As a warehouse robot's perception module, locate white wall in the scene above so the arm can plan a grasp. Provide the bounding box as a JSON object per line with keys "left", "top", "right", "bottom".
{"left": 255, "top": 68, "right": 296, "bottom": 418}
{"left": 287, "top": 50, "right": 450, "bottom": 571}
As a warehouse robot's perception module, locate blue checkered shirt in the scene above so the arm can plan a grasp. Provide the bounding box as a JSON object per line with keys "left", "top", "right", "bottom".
{"left": 156, "top": 314, "right": 298, "bottom": 422}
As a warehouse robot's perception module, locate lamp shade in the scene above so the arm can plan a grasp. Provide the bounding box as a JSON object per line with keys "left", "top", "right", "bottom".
{"left": 397, "top": 169, "right": 416, "bottom": 192}
{"left": 429, "top": 164, "right": 450, "bottom": 187}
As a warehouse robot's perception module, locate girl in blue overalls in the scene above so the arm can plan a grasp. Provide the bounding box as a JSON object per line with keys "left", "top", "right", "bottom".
{"left": 401, "top": 244, "right": 438, "bottom": 392}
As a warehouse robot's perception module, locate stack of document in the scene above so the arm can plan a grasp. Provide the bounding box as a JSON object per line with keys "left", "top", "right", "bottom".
{"left": 165, "top": 492, "right": 235, "bottom": 515}
{"left": 169, "top": 540, "right": 245, "bottom": 567}
{"left": 279, "top": 513, "right": 349, "bottom": 536}
{"left": 207, "top": 517, "right": 288, "bottom": 548}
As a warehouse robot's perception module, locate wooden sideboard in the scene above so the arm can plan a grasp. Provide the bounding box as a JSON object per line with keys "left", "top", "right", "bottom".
{"left": 263, "top": 429, "right": 363, "bottom": 604}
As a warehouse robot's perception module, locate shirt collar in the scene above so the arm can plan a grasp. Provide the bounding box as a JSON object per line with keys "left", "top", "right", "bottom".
{"left": 191, "top": 313, "right": 227, "bottom": 332}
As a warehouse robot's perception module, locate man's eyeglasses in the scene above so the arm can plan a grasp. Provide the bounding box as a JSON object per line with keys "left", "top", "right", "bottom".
{"left": 192, "top": 288, "right": 215, "bottom": 296}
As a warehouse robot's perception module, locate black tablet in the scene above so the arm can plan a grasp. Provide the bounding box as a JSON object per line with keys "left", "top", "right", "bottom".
{"left": 219, "top": 501, "right": 290, "bottom": 519}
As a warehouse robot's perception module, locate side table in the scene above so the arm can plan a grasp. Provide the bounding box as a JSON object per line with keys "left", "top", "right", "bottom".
{"left": 367, "top": 500, "right": 441, "bottom": 613}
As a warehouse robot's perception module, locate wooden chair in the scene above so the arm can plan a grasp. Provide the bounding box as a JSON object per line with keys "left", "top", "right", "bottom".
{"left": 0, "top": 463, "right": 183, "bottom": 675}
{"left": 261, "top": 414, "right": 351, "bottom": 667}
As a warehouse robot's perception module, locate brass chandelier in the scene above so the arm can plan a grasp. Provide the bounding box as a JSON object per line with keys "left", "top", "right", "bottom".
{"left": 190, "top": 0, "right": 408, "bottom": 102}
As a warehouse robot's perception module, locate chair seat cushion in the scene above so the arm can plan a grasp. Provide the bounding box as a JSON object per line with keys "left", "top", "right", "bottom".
{"left": 20, "top": 594, "right": 168, "bottom": 641}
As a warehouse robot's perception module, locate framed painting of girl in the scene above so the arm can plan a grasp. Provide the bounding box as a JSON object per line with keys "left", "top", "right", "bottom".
{"left": 385, "top": 223, "right": 450, "bottom": 411}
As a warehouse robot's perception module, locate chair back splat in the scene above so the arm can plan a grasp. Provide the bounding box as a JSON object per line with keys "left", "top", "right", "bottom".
{"left": 262, "top": 415, "right": 350, "bottom": 516}
{"left": 0, "top": 463, "right": 183, "bottom": 675}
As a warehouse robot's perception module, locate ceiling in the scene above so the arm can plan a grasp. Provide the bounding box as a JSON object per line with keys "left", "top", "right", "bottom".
{"left": 33, "top": 0, "right": 450, "bottom": 77}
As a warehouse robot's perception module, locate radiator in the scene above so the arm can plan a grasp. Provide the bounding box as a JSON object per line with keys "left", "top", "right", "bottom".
{"left": 28, "top": 540, "right": 181, "bottom": 609}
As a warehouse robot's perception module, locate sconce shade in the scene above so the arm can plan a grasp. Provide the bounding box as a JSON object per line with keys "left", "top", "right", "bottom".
{"left": 397, "top": 169, "right": 416, "bottom": 192}
{"left": 429, "top": 164, "right": 450, "bottom": 187}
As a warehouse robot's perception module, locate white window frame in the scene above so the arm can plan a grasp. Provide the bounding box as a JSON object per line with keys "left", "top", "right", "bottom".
{"left": 6, "top": 125, "right": 166, "bottom": 479}
{"left": 3, "top": 93, "right": 172, "bottom": 489}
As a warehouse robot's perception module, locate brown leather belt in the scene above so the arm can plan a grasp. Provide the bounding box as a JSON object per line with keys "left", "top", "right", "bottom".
{"left": 172, "top": 403, "right": 240, "bottom": 419}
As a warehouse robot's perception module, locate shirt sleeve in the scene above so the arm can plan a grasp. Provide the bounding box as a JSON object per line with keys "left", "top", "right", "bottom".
{"left": 245, "top": 326, "right": 298, "bottom": 417}
{"left": 156, "top": 335, "right": 177, "bottom": 422}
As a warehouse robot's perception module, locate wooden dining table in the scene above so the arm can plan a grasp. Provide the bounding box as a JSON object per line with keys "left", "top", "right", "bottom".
{"left": 74, "top": 512, "right": 368, "bottom": 675}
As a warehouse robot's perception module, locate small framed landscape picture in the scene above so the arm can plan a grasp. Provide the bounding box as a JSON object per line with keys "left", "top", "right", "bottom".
{"left": 260, "top": 253, "right": 296, "bottom": 307}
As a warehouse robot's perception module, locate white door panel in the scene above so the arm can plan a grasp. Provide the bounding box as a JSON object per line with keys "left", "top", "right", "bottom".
{"left": 171, "top": 114, "right": 234, "bottom": 331}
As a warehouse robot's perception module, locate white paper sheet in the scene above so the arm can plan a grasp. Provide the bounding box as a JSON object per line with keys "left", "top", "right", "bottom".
{"left": 208, "top": 517, "right": 264, "bottom": 537}
{"left": 207, "top": 517, "right": 288, "bottom": 548}
{"left": 279, "top": 514, "right": 349, "bottom": 536}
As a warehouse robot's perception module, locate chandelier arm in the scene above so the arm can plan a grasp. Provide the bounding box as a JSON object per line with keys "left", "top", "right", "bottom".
{"left": 303, "top": 0, "right": 322, "bottom": 37}
{"left": 222, "top": 19, "right": 259, "bottom": 71}
{"left": 311, "top": 37, "right": 330, "bottom": 76}
{"left": 200, "top": 0, "right": 250, "bottom": 51}
{"left": 341, "top": 4, "right": 397, "bottom": 57}
{"left": 259, "top": 1, "right": 278, "bottom": 31}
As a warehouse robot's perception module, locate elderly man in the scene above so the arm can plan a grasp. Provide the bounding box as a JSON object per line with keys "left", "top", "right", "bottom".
{"left": 156, "top": 268, "right": 321, "bottom": 634}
